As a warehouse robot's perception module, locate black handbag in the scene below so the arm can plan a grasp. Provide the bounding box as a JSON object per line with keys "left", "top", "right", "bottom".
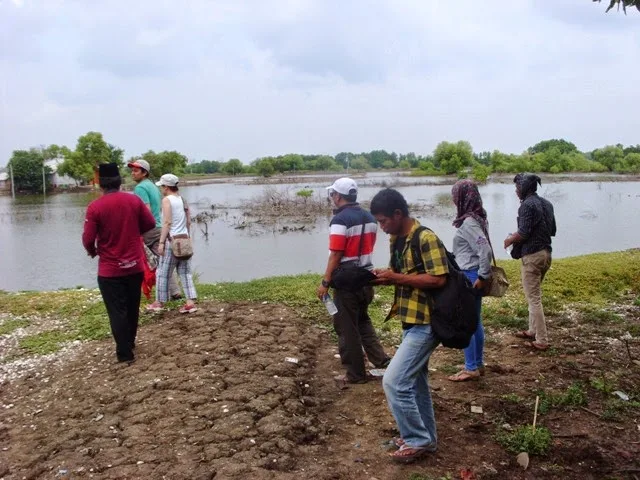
{"left": 330, "top": 217, "right": 376, "bottom": 291}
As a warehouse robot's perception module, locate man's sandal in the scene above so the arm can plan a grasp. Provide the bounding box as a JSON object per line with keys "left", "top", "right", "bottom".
{"left": 447, "top": 369, "right": 481, "bottom": 382}
{"left": 526, "top": 341, "right": 549, "bottom": 351}
{"left": 514, "top": 330, "right": 536, "bottom": 340}
{"left": 389, "top": 444, "right": 436, "bottom": 463}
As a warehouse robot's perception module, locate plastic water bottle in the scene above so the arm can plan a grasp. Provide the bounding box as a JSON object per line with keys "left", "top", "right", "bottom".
{"left": 322, "top": 294, "right": 338, "bottom": 315}
{"left": 505, "top": 232, "right": 513, "bottom": 255}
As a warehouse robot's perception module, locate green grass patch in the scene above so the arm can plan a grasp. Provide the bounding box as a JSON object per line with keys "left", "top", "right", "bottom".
{"left": 0, "top": 250, "right": 638, "bottom": 357}
{"left": 0, "top": 318, "right": 30, "bottom": 335}
{"left": 601, "top": 398, "right": 640, "bottom": 422}
{"left": 579, "top": 306, "right": 622, "bottom": 325}
{"left": 19, "top": 330, "right": 76, "bottom": 355}
{"left": 538, "top": 382, "right": 588, "bottom": 413}
{"left": 501, "top": 393, "right": 524, "bottom": 403}
{"left": 496, "top": 425, "right": 552, "bottom": 455}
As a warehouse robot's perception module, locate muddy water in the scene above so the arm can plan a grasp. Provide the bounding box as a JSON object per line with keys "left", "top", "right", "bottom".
{"left": 0, "top": 173, "right": 638, "bottom": 291}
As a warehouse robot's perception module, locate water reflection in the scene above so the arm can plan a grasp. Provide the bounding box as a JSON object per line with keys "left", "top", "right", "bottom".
{"left": 0, "top": 177, "right": 638, "bottom": 292}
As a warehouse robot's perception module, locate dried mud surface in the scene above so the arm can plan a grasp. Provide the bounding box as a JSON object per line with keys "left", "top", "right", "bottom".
{"left": 1, "top": 301, "right": 639, "bottom": 479}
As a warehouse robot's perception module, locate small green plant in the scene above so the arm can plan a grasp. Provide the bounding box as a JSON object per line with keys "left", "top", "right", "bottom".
{"left": 472, "top": 164, "right": 492, "bottom": 183}
{"left": 0, "top": 318, "right": 30, "bottom": 335}
{"left": 501, "top": 393, "right": 523, "bottom": 403}
{"left": 633, "top": 296, "right": 640, "bottom": 306}
{"left": 537, "top": 382, "right": 588, "bottom": 413}
{"left": 590, "top": 375, "right": 617, "bottom": 394}
{"left": 296, "top": 189, "right": 313, "bottom": 199}
{"left": 496, "top": 425, "right": 552, "bottom": 455}
{"left": 557, "top": 382, "right": 588, "bottom": 407}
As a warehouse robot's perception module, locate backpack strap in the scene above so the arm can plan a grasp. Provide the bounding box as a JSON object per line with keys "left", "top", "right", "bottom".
{"left": 409, "top": 226, "right": 428, "bottom": 275}
{"left": 409, "top": 225, "right": 460, "bottom": 273}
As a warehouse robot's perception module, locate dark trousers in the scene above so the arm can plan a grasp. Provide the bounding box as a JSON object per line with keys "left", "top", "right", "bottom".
{"left": 97, "top": 272, "right": 144, "bottom": 362}
{"left": 333, "top": 286, "right": 389, "bottom": 382}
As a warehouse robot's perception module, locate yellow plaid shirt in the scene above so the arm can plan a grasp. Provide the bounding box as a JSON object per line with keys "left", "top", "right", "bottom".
{"left": 386, "top": 219, "right": 449, "bottom": 325}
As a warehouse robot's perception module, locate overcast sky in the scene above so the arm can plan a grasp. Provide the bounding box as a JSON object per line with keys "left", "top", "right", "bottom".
{"left": 1, "top": 0, "right": 638, "bottom": 166}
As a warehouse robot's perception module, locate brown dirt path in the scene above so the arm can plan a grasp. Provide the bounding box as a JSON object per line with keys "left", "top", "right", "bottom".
{"left": 1, "top": 301, "right": 639, "bottom": 479}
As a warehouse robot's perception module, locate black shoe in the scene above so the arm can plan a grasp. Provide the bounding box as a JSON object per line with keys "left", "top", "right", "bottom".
{"left": 171, "top": 294, "right": 184, "bottom": 300}
{"left": 117, "top": 354, "right": 135, "bottom": 363}
{"left": 378, "top": 358, "right": 392, "bottom": 369}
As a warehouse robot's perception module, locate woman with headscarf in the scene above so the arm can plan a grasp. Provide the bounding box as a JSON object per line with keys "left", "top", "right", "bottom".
{"left": 448, "top": 180, "right": 492, "bottom": 382}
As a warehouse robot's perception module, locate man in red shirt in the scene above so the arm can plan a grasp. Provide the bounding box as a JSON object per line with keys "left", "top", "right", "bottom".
{"left": 82, "top": 163, "right": 156, "bottom": 363}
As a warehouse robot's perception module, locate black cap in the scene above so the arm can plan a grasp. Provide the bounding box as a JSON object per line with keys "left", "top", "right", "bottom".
{"left": 98, "top": 163, "right": 120, "bottom": 178}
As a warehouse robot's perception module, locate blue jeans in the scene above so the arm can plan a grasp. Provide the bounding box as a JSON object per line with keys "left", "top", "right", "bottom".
{"left": 462, "top": 269, "right": 484, "bottom": 372}
{"left": 382, "top": 324, "right": 439, "bottom": 449}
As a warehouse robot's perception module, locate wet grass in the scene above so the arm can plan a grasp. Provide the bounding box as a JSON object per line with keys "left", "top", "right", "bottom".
{"left": 0, "top": 250, "right": 638, "bottom": 358}
{"left": 0, "top": 318, "right": 30, "bottom": 335}
{"left": 18, "top": 330, "right": 76, "bottom": 355}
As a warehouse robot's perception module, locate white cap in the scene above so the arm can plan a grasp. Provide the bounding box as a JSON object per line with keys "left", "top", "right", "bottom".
{"left": 127, "top": 159, "right": 151, "bottom": 172}
{"left": 155, "top": 174, "right": 179, "bottom": 187}
{"left": 326, "top": 177, "right": 358, "bottom": 196}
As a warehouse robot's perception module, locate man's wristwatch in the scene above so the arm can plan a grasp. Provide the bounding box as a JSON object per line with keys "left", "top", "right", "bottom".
{"left": 321, "top": 279, "right": 330, "bottom": 288}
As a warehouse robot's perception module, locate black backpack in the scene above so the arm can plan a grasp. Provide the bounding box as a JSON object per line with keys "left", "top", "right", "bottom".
{"left": 409, "top": 226, "right": 479, "bottom": 349}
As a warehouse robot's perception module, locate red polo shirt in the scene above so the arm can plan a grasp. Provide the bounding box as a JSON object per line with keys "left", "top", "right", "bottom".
{"left": 82, "top": 191, "right": 156, "bottom": 278}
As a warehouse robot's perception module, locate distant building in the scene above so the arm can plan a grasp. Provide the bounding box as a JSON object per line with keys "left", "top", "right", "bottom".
{"left": 44, "top": 158, "right": 75, "bottom": 187}
{"left": 0, "top": 171, "right": 9, "bottom": 193}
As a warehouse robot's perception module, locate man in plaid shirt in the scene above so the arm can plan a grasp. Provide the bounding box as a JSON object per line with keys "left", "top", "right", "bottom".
{"left": 370, "top": 188, "right": 448, "bottom": 463}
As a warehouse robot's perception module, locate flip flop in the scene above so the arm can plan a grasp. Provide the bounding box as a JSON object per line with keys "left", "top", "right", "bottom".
{"left": 514, "top": 330, "right": 536, "bottom": 340}
{"left": 526, "top": 341, "right": 549, "bottom": 351}
{"left": 447, "top": 369, "right": 481, "bottom": 382}
{"left": 456, "top": 364, "right": 486, "bottom": 376}
{"left": 389, "top": 443, "right": 436, "bottom": 463}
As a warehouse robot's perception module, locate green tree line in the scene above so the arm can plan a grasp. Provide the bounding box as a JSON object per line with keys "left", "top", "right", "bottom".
{"left": 5, "top": 131, "right": 639, "bottom": 192}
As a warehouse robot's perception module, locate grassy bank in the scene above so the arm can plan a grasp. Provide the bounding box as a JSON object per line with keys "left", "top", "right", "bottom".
{"left": 0, "top": 250, "right": 639, "bottom": 357}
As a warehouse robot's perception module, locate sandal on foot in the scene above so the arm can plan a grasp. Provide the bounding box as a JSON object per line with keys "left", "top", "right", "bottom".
{"left": 514, "top": 330, "right": 536, "bottom": 340}
{"left": 456, "top": 364, "right": 486, "bottom": 376}
{"left": 390, "top": 444, "right": 436, "bottom": 463}
{"left": 526, "top": 341, "right": 549, "bottom": 351}
{"left": 448, "top": 369, "right": 481, "bottom": 382}
{"left": 393, "top": 437, "right": 405, "bottom": 448}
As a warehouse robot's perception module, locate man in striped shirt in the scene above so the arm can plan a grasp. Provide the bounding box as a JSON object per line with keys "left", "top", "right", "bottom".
{"left": 317, "top": 178, "right": 390, "bottom": 387}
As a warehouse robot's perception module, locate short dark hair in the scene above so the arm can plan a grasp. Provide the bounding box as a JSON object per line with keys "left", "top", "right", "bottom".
{"left": 370, "top": 188, "right": 409, "bottom": 218}
{"left": 167, "top": 185, "right": 179, "bottom": 192}
{"left": 99, "top": 176, "right": 122, "bottom": 190}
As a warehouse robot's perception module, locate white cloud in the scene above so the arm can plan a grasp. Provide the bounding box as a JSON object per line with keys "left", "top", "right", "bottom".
{"left": 0, "top": 0, "right": 638, "bottom": 164}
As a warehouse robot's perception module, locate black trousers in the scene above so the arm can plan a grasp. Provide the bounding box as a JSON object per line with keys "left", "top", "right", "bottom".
{"left": 333, "top": 286, "right": 389, "bottom": 382}
{"left": 97, "top": 272, "right": 144, "bottom": 362}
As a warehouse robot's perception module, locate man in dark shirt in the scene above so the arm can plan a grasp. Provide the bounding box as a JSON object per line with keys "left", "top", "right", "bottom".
{"left": 504, "top": 173, "right": 556, "bottom": 350}
{"left": 82, "top": 163, "right": 156, "bottom": 363}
